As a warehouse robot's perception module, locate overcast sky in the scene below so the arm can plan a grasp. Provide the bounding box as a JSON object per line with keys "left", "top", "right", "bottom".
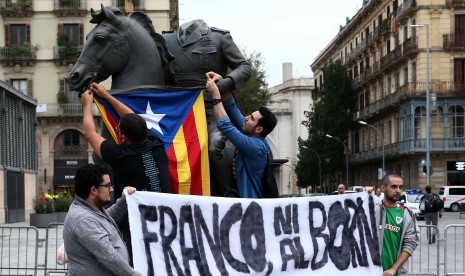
{"left": 179, "top": 0, "right": 361, "bottom": 87}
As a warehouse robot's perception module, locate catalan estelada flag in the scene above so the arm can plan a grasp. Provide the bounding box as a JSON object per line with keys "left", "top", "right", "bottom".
{"left": 93, "top": 86, "right": 210, "bottom": 196}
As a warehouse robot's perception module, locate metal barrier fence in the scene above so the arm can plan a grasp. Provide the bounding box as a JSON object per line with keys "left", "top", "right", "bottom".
{"left": 4, "top": 223, "right": 465, "bottom": 275}
{"left": 408, "top": 225, "right": 440, "bottom": 276}
{"left": 444, "top": 225, "right": 465, "bottom": 276}
{"left": 0, "top": 224, "right": 67, "bottom": 276}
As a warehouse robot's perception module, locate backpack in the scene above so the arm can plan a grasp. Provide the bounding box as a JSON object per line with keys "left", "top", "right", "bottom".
{"left": 243, "top": 152, "right": 279, "bottom": 198}
{"left": 261, "top": 154, "right": 279, "bottom": 198}
{"left": 424, "top": 193, "right": 444, "bottom": 212}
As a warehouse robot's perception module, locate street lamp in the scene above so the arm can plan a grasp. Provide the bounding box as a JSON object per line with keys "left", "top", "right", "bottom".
{"left": 325, "top": 134, "right": 349, "bottom": 185}
{"left": 271, "top": 162, "right": 298, "bottom": 196}
{"left": 411, "top": 23, "right": 431, "bottom": 186}
{"left": 297, "top": 147, "right": 322, "bottom": 192}
{"left": 359, "top": 120, "right": 385, "bottom": 175}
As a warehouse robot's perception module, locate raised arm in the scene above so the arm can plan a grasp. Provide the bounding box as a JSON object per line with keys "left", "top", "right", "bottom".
{"left": 89, "top": 83, "right": 134, "bottom": 117}
{"left": 81, "top": 90, "right": 105, "bottom": 157}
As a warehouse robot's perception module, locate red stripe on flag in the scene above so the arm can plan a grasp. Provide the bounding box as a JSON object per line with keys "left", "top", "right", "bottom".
{"left": 167, "top": 145, "right": 179, "bottom": 194}
{"left": 182, "top": 110, "right": 202, "bottom": 195}
{"left": 105, "top": 111, "right": 122, "bottom": 144}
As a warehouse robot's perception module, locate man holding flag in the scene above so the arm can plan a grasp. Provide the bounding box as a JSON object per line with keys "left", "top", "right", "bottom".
{"left": 205, "top": 72, "right": 277, "bottom": 198}
{"left": 81, "top": 83, "right": 171, "bottom": 264}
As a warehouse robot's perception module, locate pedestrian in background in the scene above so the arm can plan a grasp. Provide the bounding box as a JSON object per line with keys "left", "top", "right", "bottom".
{"left": 420, "top": 185, "right": 442, "bottom": 244}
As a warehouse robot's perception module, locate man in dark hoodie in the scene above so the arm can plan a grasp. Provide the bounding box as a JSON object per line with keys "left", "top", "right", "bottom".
{"left": 81, "top": 83, "right": 170, "bottom": 264}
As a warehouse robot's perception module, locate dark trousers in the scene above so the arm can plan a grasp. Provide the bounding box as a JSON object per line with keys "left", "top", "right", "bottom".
{"left": 425, "top": 211, "right": 438, "bottom": 242}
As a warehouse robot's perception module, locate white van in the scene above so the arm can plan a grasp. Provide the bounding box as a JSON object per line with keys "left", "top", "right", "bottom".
{"left": 438, "top": 186, "right": 465, "bottom": 212}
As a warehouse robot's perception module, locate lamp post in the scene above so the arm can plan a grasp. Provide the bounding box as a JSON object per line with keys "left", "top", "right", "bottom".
{"left": 359, "top": 120, "right": 385, "bottom": 175}
{"left": 325, "top": 134, "right": 349, "bottom": 185}
{"left": 411, "top": 23, "right": 431, "bottom": 186}
{"left": 272, "top": 162, "right": 297, "bottom": 196}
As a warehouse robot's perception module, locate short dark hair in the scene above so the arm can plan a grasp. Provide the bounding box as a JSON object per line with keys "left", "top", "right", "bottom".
{"left": 381, "top": 173, "right": 402, "bottom": 187}
{"left": 425, "top": 185, "right": 432, "bottom": 193}
{"left": 119, "top": 113, "right": 147, "bottom": 143}
{"left": 257, "top": 107, "right": 277, "bottom": 137}
{"left": 74, "top": 164, "right": 109, "bottom": 199}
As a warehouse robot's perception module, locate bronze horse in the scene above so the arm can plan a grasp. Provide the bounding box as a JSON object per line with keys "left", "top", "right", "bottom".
{"left": 67, "top": 5, "right": 173, "bottom": 92}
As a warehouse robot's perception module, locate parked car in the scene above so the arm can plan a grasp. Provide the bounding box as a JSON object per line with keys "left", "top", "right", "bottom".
{"left": 439, "top": 186, "right": 465, "bottom": 212}
{"left": 347, "top": 186, "right": 365, "bottom": 192}
{"left": 400, "top": 191, "right": 424, "bottom": 220}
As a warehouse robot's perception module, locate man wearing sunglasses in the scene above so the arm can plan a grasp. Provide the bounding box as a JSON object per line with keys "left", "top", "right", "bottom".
{"left": 63, "top": 164, "right": 142, "bottom": 276}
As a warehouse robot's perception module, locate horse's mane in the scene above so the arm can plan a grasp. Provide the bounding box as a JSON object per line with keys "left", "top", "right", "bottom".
{"left": 89, "top": 6, "right": 175, "bottom": 85}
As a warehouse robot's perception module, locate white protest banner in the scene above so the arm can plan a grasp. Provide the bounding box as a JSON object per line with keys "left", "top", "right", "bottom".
{"left": 126, "top": 192, "right": 382, "bottom": 276}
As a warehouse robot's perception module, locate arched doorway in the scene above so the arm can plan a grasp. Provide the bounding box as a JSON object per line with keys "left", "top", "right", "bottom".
{"left": 53, "top": 129, "right": 87, "bottom": 194}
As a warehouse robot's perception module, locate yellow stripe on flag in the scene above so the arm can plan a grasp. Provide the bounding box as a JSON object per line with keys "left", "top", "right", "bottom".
{"left": 192, "top": 92, "right": 210, "bottom": 195}
{"left": 93, "top": 99, "right": 119, "bottom": 143}
{"left": 173, "top": 126, "right": 191, "bottom": 194}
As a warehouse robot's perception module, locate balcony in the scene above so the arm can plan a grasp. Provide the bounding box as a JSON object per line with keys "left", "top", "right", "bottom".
{"left": 58, "top": 145, "right": 87, "bottom": 157}
{"left": 380, "top": 45, "right": 402, "bottom": 71}
{"left": 400, "top": 137, "right": 465, "bottom": 154}
{"left": 349, "top": 143, "right": 400, "bottom": 164}
{"left": 402, "top": 36, "right": 418, "bottom": 56}
{"left": 365, "top": 33, "right": 374, "bottom": 49}
{"left": 54, "top": 45, "right": 82, "bottom": 65}
{"left": 0, "top": 45, "right": 37, "bottom": 66}
{"left": 112, "top": 0, "right": 145, "bottom": 12}
{"left": 397, "top": 0, "right": 417, "bottom": 21}
{"left": 36, "top": 103, "right": 101, "bottom": 117}
{"left": 0, "top": 0, "right": 33, "bottom": 17}
{"left": 353, "top": 81, "right": 465, "bottom": 121}
{"left": 53, "top": 0, "right": 87, "bottom": 16}
{"left": 443, "top": 34, "right": 465, "bottom": 50}
{"left": 379, "top": 18, "right": 391, "bottom": 37}
{"left": 446, "top": 0, "right": 465, "bottom": 8}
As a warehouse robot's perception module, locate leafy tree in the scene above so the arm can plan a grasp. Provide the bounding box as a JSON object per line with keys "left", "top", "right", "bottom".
{"left": 296, "top": 59, "right": 353, "bottom": 192}
{"left": 233, "top": 51, "right": 271, "bottom": 115}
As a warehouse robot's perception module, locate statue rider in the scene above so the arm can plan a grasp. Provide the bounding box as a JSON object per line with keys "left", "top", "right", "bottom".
{"left": 163, "top": 19, "right": 252, "bottom": 197}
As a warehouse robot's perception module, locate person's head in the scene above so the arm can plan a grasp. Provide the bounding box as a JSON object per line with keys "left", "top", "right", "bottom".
{"left": 381, "top": 174, "right": 403, "bottom": 204}
{"left": 118, "top": 113, "right": 147, "bottom": 144}
{"left": 375, "top": 188, "right": 382, "bottom": 196}
{"left": 337, "top": 184, "right": 346, "bottom": 194}
{"left": 74, "top": 164, "right": 112, "bottom": 206}
{"left": 316, "top": 186, "right": 322, "bottom": 193}
{"left": 242, "top": 107, "right": 277, "bottom": 138}
{"left": 425, "top": 185, "right": 432, "bottom": 194}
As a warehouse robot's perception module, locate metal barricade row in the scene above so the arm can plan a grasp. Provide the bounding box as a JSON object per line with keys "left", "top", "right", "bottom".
{"left": 444, "top": 224, "right": 465, "bottom": 276}
{"left": 43, "top": 223, "right": 67, "bottom": 276}
{"left": 408, "top": 224, "right": 440, "bottom": 276}
{"left": 0, "top": 226, "right": 39, "bottom": 276}
{"left": 0, "top": 224, "right": 68, "bottom": 276}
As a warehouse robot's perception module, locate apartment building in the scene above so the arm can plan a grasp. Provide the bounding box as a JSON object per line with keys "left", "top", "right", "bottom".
{"left": 311, "top": 0, "right": 465, "bottom": 189}
{"left": 0, "top": 0, "right": 178, "bottom": 223}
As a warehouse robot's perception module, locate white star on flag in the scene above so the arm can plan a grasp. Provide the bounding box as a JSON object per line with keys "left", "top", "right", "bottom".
{"left": 138, "top": 101, "right": 165, "bottom": 135}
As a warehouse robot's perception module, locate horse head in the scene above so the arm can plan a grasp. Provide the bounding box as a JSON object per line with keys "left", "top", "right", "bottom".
{"left": 67, "top": 4, "right": 174, "bottom": 93}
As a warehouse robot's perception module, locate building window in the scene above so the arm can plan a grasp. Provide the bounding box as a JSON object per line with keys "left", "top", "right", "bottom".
{"left": 59, "top": 79, "right": 79, "bottom": 103}
{"left": 449, "top": 105, "right": 465, "bottom": 138}
{"left": 59, "top": 23, "right": 84, "bottom": 46}
{"left": 63, "top": 130, "right": 80, "bottom": 147}
{"left": 5, "top": 24, "right": 30, "bottom": 46}
{"left": 414, "top": 106, "right": 426, "bottom": 138}
{"left": 11, "top": 79, "right": 28, "bottom": 95}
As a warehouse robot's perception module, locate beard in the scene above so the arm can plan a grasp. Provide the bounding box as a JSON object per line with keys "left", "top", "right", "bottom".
{"left": 95, "top": 196, "right": 112, "bottom": 208}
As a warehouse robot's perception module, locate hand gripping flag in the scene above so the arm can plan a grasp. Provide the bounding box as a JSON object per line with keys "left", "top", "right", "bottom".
{"left": 93, "top": 86, "right": 210, "bottom": 195}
